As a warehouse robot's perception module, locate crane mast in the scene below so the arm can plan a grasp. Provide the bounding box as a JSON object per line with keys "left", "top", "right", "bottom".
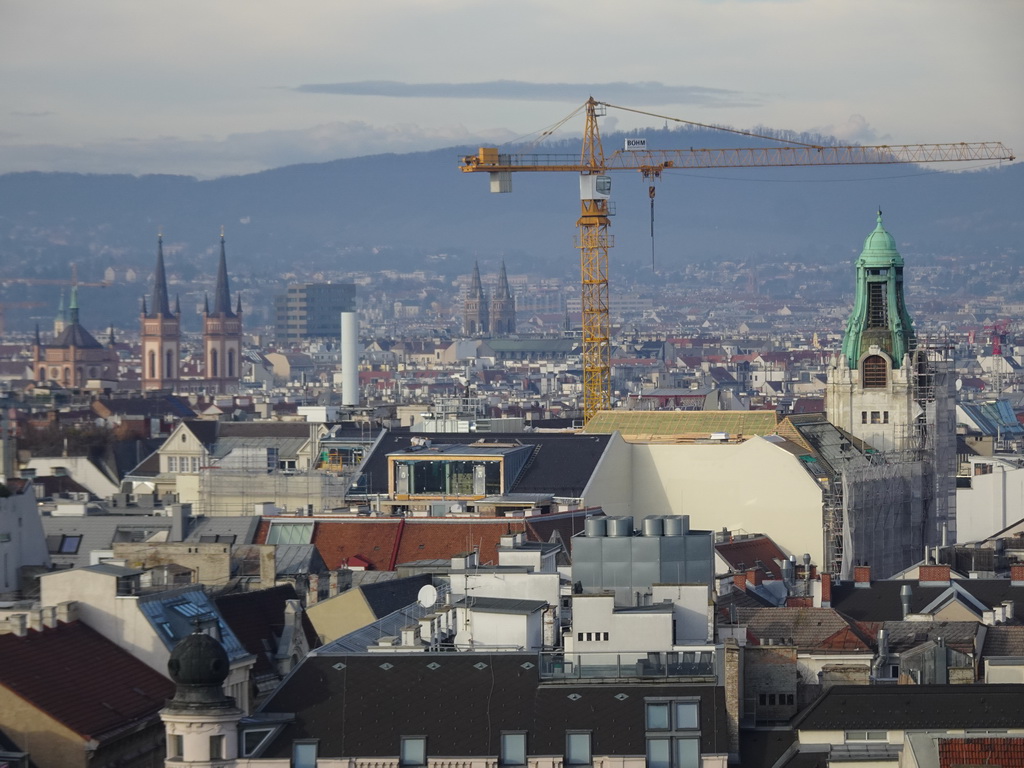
{"left": 578, "top": 99, "right": 612, "bottom": 420}
{"left": 461, "top": 98, "right": 1015, "bottom": 424}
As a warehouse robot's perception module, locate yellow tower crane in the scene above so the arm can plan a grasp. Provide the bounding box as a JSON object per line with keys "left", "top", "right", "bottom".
{"left": 460, "top": 97, "right": 1014, "bottom": 424}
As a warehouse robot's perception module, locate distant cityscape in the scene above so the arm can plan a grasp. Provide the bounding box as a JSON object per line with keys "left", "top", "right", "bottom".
{"left": 1, "top": 203, "right": 1024, "bottom": 767}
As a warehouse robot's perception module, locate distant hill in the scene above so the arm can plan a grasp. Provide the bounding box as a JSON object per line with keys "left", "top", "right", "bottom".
{"left": 0, "top": 126, "right": 1020, "bottom": 317}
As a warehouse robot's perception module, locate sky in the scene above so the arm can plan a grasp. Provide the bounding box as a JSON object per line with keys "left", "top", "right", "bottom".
{"left": 2, "top": 0, "right": 1021, "bottom": 179}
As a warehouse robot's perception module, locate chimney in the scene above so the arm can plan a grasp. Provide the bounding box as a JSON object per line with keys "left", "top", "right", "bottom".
{"left": 419, "top": 615, "right": 436, "bottom": 646}
{"left": 8, "top": 614, "right": 27, "bottom": 637}
{"left": 746, "top": 568, "right": 763, "bottom": 587}
{"left": 56, "top": 601, "right": 78, "bottom": 624}
{"left": 723, "top": 638, "right": 741, "bottom": 762}
{"left": 820, "top": 573, "right": 832, "bottom": 608}
{"left": 1003, "top": 600, "right": 1015, "bottom": 621}
{"left": 328, "top": 570, "right": 340, "bottom": 597}
{"left": 284, "top": 599, "right": 302, "bottom": 631}
{"left": 919, "top": 564, "right": 951, "bottom": 586}
{"left": 900, "top": 584, "right": 913, "bottom": 618}
{"left": 41, "top": 605, "right": 57, "bottom": 629}
{"left": 400, "top": 624, "right": 420, "bottom": 647}
{"left": 306, "top": 573, "right": 320, "bottom": 606}
{"left": 854, "top": 565, "right": 872, "bottom": 588}
{"left": 1011, "top": 564, "right": 1024, "bottom": 587}
{"left": 733, "top": 572, "right": 747, "bottom": 591}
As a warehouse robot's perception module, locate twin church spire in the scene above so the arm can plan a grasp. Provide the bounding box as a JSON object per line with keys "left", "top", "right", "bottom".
{"left": 141, "top": 230, "right": 243, "bottom": 392}
{"left": 463, "top": 260, "right": 516, "bottom": 337}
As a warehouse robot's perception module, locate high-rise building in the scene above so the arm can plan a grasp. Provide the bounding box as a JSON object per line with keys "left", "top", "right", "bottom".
{"left": 140, "top": 234, "right": 181, "bottom": 391}
{"left": 203, "top": 232, "right": 243, "bottom": 394}
{"left": 274, "top": 282, "right": 356, "bottom": 343}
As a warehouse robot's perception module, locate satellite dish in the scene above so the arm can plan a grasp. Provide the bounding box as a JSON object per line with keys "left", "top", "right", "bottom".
{"left": 955, "top": 378, "right": 963, "bottom": 391}
{"left": 417, "top": 584, "right": 438, "bottom": 609}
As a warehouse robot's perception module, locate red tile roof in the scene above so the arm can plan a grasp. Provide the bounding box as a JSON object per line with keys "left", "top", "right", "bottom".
{"left": 818, "top": 625, "right": 873, "bottom": 652}
{"left": 261, "top": 511, "right": 590, "bottom": 572}
{"left": 939, "top": 737, "right": 1024, "bottom": 768}
{"left": 715, "top": 535, "right": 787, "bottom": 580}
{"left": 396, "top": 518, "right": 532, "bottom": 566}
{"left": 314, "top": 519, "right": 404, "bottom": 570}
{"left": 0, "top": 621, "right": 174, "bottom": 742}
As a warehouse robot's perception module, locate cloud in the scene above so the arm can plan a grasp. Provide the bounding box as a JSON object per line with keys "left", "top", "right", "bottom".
{"left": 291, "top": 80, "right": 759, "bottom": 109}
{"left": 809, "top": 114, "right": 888, "bottom": 145}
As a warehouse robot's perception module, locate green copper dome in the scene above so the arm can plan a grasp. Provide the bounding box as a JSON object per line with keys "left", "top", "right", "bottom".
{"left": 840, "top": 211, "right": 915, "bottom": 368}
{"left": 859, "top": 211, "right": 902, "bottom": 265}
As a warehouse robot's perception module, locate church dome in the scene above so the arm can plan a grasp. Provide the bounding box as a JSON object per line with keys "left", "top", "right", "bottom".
{"left": 168, "top": 628, "right": 230, "bottom": 687}
{"left": 859, "top": 210, "right": 903, "bottom": 266}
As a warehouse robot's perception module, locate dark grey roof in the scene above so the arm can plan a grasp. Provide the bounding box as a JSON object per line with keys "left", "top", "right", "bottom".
{"left": 185, "top": 515, "right": 261, "bottom": 546}
{"left": 982, "top": 625, "right": 1024, "bottom": 657}
{"left": 257, "top": 654, "right": 729, "bottom": 759}
{"left": 880, "top": 620, "right": 980, "bottom": 654}
{"left": 737, "top": 730, "right": 799, "bottom": 768}
{"left": 356, "top": 431, "right": 613, "bottom": 498}
{"left": 51, "top": 322, "right": 104, "bottom": 350}
{"left": 744, "top": 607, "right": 861, "bottom": 650}
{"left": 42, "top": 515, "right": 177, "bottom": 569}
{"left": 455, "top": 596, "right": 547, "bottom": 615}
{"left": 830, "top": 578, "right": 1024, "bottom": 621}
{"left": 137, "top": 587, "right": 251, "bottom": 662}
{"left": 361, "top": 573, "right": 434, "bottom": 619}
{"left": 182, "top": 420, "right": 219, "bottom": 446}
{"left": 82, "top": 562, "right": 144, "bottom": 577}
{"left": 792, "top": 684, "right": 1024, "bottom": 731}
{"left": 784, "top": 415, "right": 872, "bottom": 476}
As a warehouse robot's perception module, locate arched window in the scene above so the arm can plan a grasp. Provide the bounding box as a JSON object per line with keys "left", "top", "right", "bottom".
{"left": 211, "top": 348, "right": 219, "bottom": 378}
{"left": 165, "top": 349, "right": 174, "bottom": 379}
{"left": 148, "top": 350, "right": 156, "bottom": 379}
{"left": 862, "top": 355, "right": 887, "bottom": 388}
{"left": 228, "top": 349, "right": 236, "bottom": 378}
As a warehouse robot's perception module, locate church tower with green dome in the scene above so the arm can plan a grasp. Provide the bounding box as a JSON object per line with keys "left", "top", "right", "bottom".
{"left": 827, "top": 211, "right": 924, "bottom": 454}
{"left": 826, "top": 211, "right": 957, "bottom": 577}
{"left": 840, "top": 210, "right": 916, "bottom": 369}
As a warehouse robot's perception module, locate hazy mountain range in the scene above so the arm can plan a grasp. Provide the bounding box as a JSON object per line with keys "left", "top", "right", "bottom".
{"left": 0, "top": 125, "right": 1019, "bottom": 331}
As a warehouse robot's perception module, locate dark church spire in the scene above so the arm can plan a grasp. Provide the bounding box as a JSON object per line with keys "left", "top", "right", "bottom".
{"left": 211, "top": 228, "right": 235, "bottom": 318}
{"left": 496, "top": 260, "right": 512, "bottom": 301}
{"left": 150, "top": 233, "right": 174, "bottom": 318}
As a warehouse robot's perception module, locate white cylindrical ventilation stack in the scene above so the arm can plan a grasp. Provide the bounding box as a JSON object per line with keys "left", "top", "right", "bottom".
{"left": 340, "top": 311, "right": 359, "bottom": 407}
